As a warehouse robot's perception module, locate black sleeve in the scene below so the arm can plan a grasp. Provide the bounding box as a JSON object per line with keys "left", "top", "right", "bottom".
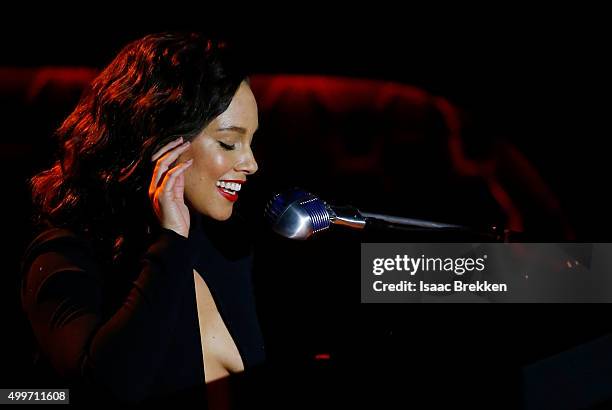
{"left": 21, "top": 228, "right": 200, "bottom": 402}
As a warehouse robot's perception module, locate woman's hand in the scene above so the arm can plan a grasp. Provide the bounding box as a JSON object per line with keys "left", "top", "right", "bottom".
{"left": 149, "top": 137, "right": 193, "bottom": 238}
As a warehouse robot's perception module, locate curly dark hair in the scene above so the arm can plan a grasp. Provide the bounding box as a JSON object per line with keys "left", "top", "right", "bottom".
{"left": 29, "top": 32, "right": 248, "bottom": 265}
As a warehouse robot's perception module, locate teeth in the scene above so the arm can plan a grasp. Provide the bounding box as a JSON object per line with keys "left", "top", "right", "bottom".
{"left": 216, "top": 181, "right": 242, "bottom": 192}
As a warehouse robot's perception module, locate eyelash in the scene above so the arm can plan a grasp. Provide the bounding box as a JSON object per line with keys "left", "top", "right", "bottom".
{"left": 218, "top": 141, "right": 235, "bottom": 151}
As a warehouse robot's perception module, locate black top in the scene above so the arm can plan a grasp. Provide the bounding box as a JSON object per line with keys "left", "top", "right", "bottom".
{"left": 20, "top": 212, "right": 266, "bottom": 404}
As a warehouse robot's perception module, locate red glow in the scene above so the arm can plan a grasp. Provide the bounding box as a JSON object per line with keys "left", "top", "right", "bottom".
{"left": 314, "top": 353, "right": 331, "bottom": 360}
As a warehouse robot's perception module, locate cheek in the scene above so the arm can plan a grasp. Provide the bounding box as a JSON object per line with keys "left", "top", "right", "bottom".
{"left": 188, "top": 150, "right": 232, "bottom": 184}
{"left": 208, "top": 153, "right": 231, "bottom": 174}
{"left": 190, "top": 149, "right": 223, "bottom": 180}
{"left": 194, "top": 152, "right": 232, "bottom": 176}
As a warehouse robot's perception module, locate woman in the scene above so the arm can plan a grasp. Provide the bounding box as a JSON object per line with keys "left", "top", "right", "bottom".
{"left": 20, "top": 32, "right": 265, "bottom": 405}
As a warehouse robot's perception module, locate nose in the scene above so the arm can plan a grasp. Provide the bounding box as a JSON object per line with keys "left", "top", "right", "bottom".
{"left": 236, "top": 147, "right": 258, "bottom": 176}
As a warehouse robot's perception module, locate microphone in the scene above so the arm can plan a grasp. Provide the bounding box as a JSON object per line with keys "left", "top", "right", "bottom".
{"left": 264, "top": 187, "right": 502, "bottom": 240}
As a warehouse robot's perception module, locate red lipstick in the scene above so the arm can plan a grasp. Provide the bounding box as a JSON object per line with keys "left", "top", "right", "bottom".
{"left": 217, "top": 186, "right": 238, "bottom": 202}
{"left": 216, "top": 179, "right": 244, "bottom": 203}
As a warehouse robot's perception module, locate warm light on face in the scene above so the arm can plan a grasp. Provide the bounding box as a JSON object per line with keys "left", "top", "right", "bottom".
{"left": 180, "top": 81, "right": 259, "bottom": 221}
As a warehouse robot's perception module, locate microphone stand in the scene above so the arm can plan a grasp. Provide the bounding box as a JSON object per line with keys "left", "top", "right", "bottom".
{"left": 329, "top": 205, "right": 510, "bottom": 242}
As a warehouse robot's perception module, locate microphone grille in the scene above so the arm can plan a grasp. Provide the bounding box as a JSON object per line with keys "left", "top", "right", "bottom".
{"left": 264, "top": 192, "right": 287, "bottom": 225}
{"left": 298, "top": 196, "right": 331, "bottom": 233}
{"left": 265, "top": 188, "right": 331, "bottom": 239}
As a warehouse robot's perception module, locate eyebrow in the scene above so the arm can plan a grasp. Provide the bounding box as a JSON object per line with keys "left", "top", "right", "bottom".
{"left": 216, "top": 125, "right": 259, "bottom": 134}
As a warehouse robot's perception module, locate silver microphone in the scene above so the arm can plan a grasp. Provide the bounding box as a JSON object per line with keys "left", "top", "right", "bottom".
{"left": 264, "top": 187, "right": 474, "bottom": 240}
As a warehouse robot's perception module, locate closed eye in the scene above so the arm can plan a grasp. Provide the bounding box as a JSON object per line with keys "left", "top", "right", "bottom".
{"left": 218, "top": 141, "right": 235, "bottom": 150}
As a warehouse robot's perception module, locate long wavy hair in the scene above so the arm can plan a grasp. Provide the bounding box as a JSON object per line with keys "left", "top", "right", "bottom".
{"left": 29, "top": 32, "right": 248, "bottom": 265}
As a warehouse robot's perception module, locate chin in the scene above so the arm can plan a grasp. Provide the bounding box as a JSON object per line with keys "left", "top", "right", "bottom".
{"left": 215, "top": 211, "right": 233, "bottom": 221}
{"left": 205, "top": 206, "right": 233, "bottom": 221}
{"left": 187, "top": 193, "right": 233, "bottom": 221}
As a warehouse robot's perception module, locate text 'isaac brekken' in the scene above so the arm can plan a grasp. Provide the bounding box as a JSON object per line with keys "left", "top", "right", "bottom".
{"left": 372, "top": 281, "right": 508, "bottom": 292}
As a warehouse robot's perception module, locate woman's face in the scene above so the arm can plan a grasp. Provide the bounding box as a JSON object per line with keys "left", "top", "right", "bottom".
{"left": 179, "top": 81, "right": 259, "bottom": 221}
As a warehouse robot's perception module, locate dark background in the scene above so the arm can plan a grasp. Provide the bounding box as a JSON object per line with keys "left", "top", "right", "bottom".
{"left": 2, "top": 11, "right": 612, "bottom": 408}
{"left": 3, "top": 16, "right": 609, "bottom": 240}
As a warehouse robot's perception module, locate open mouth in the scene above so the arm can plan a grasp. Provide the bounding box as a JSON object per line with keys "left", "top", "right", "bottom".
{"left": 216, "top": 180, "right": 243, "bottom": 202}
